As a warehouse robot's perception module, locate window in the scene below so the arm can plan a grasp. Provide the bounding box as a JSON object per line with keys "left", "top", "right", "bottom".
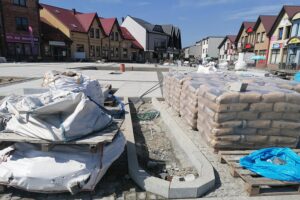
{"left": 76, "top": 44, "right": 84, "bottom": 52}
{"left": 261, "top": 32, "right": 265, "bottom": 42}
{"left": 285, "top": 26, "right": 291, "bottom": 39}
{"left": 110, "top": 47, "right": 114, "bottom": 57}
{"left": 90, "top": 28, "right": 94, "bottom": 38}
{"left": 270, "top": 49, "right": 280, "bottom": 64}
{"left": 13, "top": 0, "right": 26, "bottom": 6}
{"left": 256, "top": 33, "right": 260, "bottom": 43}
{"left": 115, "top": 48, "right": 119, "bottom": 57}
{"left": 15, "top": 17, "right": 28, "bottom": 31}
{"left": 291, "top": 23, "right": 299, "bottom": 37}
{"left": 90, "top": 45, "right": 95, "bottom": 57}
{"left": 95, "top": 29, "right": 100, "bottom": 39}
{"left": 115, "top": 32, "right": 119, "bottom": 41}
{"left": 96, "top": 46, "right": 100, "bottom": 57}
{"left": 110, "top": 34, "right": 114, "bottom": 41}
{"left": 278, "top": 27, "right": 283, "bottom": 40}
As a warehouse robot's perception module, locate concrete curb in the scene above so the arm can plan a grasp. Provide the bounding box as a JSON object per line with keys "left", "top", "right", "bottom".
{"left": 123, "top": 97, "right": 215, "bottom": 199}
{"left": 152, "top": 98, "right": 216, "bottom": 198}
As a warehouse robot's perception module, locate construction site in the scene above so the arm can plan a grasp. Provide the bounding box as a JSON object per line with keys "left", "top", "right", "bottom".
{"left": 0, "top": 62, "right": 300, "bottom": 200}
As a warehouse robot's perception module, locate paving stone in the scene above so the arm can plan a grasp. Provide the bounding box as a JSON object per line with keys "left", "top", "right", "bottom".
{"left": 136, "top": 192, "right": 146, "bottom": 200}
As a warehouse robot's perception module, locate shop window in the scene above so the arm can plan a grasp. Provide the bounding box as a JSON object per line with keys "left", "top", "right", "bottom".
{"left": 90, "top": 28, "right": 94, "bottom": 38}
{"left": 261, "top": 32, "right": 265, "bottom": 42}
{"left": 96, "top": 46, "right": 100, "bottom": 57}
{"left": 13, "top": 0, "right": 26, "bottom": 7}
{"left": 76, "top": 44, "right": 84, "bottom": 52}
{"left": 115, "top": 32, "right": 119, "bottom": 41}
{"left": 95, "top": 29, "right": 100, "bottom": 39}
{"left": 278, "top": 27, "right": 283, "bottom": 40}
{"left": 270, "top": 49, "right": 280, "bottom": 64}
{"left": 16, "top": 17, "right": 28, "bottom": 31}
{"left": 90, "top": 45, "right": 95, "bottom": 57}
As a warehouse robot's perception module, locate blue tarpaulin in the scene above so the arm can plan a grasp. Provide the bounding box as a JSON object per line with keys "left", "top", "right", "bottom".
{"left": 294, "top": 72, "right": 300, "bottom": 82}
{"left": 240, "top": 148, "right": 300, "bottom": 182}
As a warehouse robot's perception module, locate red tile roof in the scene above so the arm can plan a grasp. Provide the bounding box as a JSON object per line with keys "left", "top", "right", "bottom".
{"left": 243, "top": 22, "right": 256, "bottom": 30}
{"left": 227, "top": 35, "right": 237, "bottom": 43}
{"left": 120, "top": 27, "right": 143, "bottom": 50}
{"left": 235, "top": 21, "right": 255, "bottom": 43}
{"left": 40, "top": 3, "right": 97, "bottom": 33}
{"left": 254, "top": 15, "right": 277, "bottom": 35}
{"left": 99, "top": 18, "right": 116, "bottom": 36}
{"left": 120, "top": 27, "right": 135, "bottom": 40}
{"left": 284, "top": 5, "right": 300, "bottom": 19}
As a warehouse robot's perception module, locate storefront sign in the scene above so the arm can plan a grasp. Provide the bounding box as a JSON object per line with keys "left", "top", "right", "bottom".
{"left": 245, "top": 43, "right": 252, "bottom": 49}
{"left": 6, "top": 33, "right": 39, "bottom": 43}
{"left": 49, "top": 41, "right": 66, "bottom": 46}
{"left": 287, "top": 37, "right": 300, "bottom": 45}
{"left": 272, "top": 43, "right": 281, "bottom": 49}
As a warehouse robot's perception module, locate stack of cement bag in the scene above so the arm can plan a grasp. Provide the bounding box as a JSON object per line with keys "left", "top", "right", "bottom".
{"left": 197, "top": 77, "right": 300, "bottom": 151}
{"left": 0, "top": 71, "right": 125, "bottom": 194}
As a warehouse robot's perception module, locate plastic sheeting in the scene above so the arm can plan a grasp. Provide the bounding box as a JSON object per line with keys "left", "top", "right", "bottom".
{"left": 240, "top": 148, "right": 300, "bottom": 182}
{"left": 0, "top": 91, "right": 112, "bottom": 141}
{"left": 0, "top": 132, "right": 126, "bottom": 194}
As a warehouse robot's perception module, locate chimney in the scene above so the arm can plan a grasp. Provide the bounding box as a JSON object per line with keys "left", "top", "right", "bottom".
{"left": 72, "top": 8, "right": 76, "bottom": 15}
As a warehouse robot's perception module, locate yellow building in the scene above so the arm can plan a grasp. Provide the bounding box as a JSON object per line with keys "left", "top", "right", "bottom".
{"left": 40, "top": 3, "right": 105, "bottom": 61}
{"left": 267, "top": 6, "right": 300, "bottom": 69}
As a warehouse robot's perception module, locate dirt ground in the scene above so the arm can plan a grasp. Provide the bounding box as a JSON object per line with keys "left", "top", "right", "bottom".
{"left": 131, "top": 101, "right": 198, "bottom": 181}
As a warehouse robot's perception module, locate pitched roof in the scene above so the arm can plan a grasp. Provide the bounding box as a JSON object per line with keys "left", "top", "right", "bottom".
{"left": 253, "top": 15, "right": 277, "bottom": 35}
{"left": 120, "top": 27, "right": 135, "bottom": 40}
{"left": 130, "top": 16, "right": 167, "bottom": 35}
{"left": 99, "top": 18, "right": 116, "bottom": 36}
{"left": 268, "top": 5, "right": 300, "bottom": 36}
{"left": 235, "top": 21, "right": 255, "bottom": 43}
{"left": 218, "top": 35, "right": 236, "bottom": 49}
{"left": 120, "top": 27, "right": 143, "bottom": 50}
{"left": 40, "top": 3, "right": 97, "bottom": 33}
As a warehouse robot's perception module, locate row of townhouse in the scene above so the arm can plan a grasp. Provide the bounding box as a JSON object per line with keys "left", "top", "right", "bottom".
{"left": 0, "top": 0, "right": 182, "bottom": 62}
{"left": 218, "top": 5, "right": 300, "bottom": 69}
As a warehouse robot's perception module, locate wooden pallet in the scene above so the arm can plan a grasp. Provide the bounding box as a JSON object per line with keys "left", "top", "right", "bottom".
{"left": 219, "top": 149, "right": 300, "bottom": 196}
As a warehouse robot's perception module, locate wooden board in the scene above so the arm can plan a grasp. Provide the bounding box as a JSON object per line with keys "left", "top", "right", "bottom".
{"left": 219, "top": 149, "right": 300, "bottom": 196}
{"left": 0, "top": 119, "right": 123, "bottom": 146}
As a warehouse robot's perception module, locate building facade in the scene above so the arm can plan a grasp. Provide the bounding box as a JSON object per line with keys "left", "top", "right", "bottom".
{"left": 121, "top": 16, "right": 181, "bottom": 63}
{"left": 199, "top": 36, "right": 224, "bottom": 60}
{"left": 235, "top": 22, "right": 256, "bottom": 54}
{"left": 1, "top": 0, "right": 41, "bottom": 61}
{"left": 218, "top": 35, "right": 237, "bottom": 63}
{"left": 267, "top": 6, "right": 300, "bottom": 69}
{"left": 253, "top": 15, "right": 277, "bottom": 68}
{"left": 286, "top": 11, "right": 300, "bottom": 68}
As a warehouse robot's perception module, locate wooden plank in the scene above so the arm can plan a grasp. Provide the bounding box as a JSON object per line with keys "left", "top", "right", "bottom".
{"left": 0, "top": 120, "right": 123, "bottom": 145}
{"left": 243, "top": 176, "right": 299, "bottom": 187}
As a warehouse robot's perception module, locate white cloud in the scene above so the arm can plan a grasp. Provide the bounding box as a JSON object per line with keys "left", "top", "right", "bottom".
{"left": 177, "top": 0, "right": 237, "bottom": 7}
{"left": 227, "top": 5, "right": 282, "bottom": 20}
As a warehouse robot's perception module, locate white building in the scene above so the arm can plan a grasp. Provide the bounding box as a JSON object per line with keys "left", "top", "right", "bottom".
{"left": 218, "top": 35, "right": 237, "bottom": 63}
{"left": 121, "top": 16, "right": 182, "bottom": 62}
{"left": 199, "top": 36, "right": 224, "bottom": 60}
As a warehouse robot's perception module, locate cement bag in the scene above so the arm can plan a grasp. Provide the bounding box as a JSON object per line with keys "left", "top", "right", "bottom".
{"left": 218, "top": 62, "right": 228, "bottom": 69}
{"left": 1, "top": 92, "right": 112, "bottom": 141}
{"left": 240, "top": 148, "right": 300, "bottom": 182}
{"left": 0, "top": 132, "right": 126, "bottom": 194}
{"left": 43, "top": 71, "right": 104, "bottom": 106}
{"left": 235, "top": 61, "right": 247, "bottom": 71}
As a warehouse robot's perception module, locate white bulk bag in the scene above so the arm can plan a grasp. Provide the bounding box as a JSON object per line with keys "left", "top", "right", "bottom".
{"left": 0, "top": 91, "right": 112, "bottom": 141}
{"left": 0, "top": 132, "right": 126, "bottom": 194}
{"left": 43, "top": 71, "right": 104, "bottom": 106}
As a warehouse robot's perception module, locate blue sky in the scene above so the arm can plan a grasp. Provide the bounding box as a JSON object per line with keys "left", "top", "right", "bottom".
{"left": 40, "top": 0, "right": 300, "bottom": 47}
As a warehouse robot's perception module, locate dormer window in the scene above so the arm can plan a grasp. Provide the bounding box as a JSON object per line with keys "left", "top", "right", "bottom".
{"left": 90, "top": 28, "right": 95, "bottom": 38}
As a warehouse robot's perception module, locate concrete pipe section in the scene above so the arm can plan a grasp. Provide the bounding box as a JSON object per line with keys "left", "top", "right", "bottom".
{"left": 123, "top": 97, "right": 215, "bottom": 199}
